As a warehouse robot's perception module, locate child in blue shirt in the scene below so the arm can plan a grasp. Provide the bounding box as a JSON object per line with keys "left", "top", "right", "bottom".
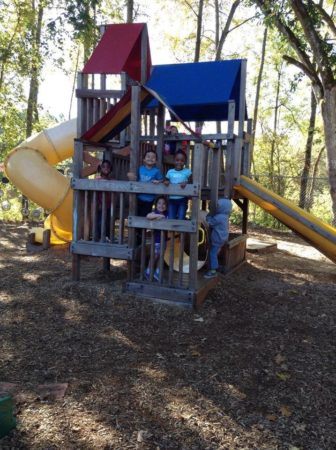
{"left": 204, "top": 198, "right": 232, "bottom": 278}
{"left": 136, "top": 150, "right": 163, "bottom": 216}
{"left": 164, "top": 151, "right": 192, "bottom": 220}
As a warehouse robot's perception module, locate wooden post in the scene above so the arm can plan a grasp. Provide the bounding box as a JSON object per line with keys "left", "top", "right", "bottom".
{"left": 242, "top": 118, "right": 252, "bottom": 176}
{"left": 140, "top": 25, "right": 148, "bottom": 84}
{"left": 242, "top": 197, "right": 249, "bottom": 235}
{"left": 209, "top": 142, "right": 221, "bottom": 216}
{"left": 72, "top": 140, "right": 84, "bottom": 281}
{"left": 189, "top": 143, "right": 203, "bottom": 291}
{"left": 238, "top": 59, "right": 247, "bottom": 139}
{"left": 120, "top": 72, "right": 127, "bottom": 147}
{"left": 128, "top": 85, "right": 141, "bottom": 279}
{"left": 224, "top": 101, "right": 235, "bottom": 198}
{"left": 157, "top": 103, "right": 165, "bottom": 170}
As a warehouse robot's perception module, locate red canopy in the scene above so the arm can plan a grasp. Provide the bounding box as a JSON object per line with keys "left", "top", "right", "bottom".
{"left": 82, "top": 23, "right": 151, "bottom": 82}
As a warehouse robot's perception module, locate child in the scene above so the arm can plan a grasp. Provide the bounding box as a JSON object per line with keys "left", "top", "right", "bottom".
{"left": 145, "top": 196, "right": 168, "bottom": 281}
{"left": 96, "top": 159, "right": 113, "bottom": 241}
{"left": 164, "top": 151, "right": 192, "bottom": 220}
{"left": 135, "top": 150, "right": 163, "bottom": 216}
{"left": 204, "top": 198, "right": 232, "bottom": 278}
{"left": 164, "top": 125, "right": 179, "bottom": 155}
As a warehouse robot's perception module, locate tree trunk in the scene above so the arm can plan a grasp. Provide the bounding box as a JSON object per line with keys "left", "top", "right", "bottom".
{"left": 194, "top": 0, "right": 204, "bottom": 62}
{"left": 270, "top": 64, "right": 282, "bottom": 192}
{"left": 126, "top": 0, "right": 134, "bottom": 23}
{"left": 251, "top": 26, "right": 267, "bottom": 175}
{"left": 26, "top": 3, "right": 43, "bottom": 138}
{"left": 321, "top": 85, "right": 336, "bottom": 224}
{"left": 306, "top": 146, "right": 324, "bottom": 212}
{"left": 299, "top": 87, "right": 316, "bottom": 209}
{"left": 215, "top": 0, "right": 240, "bottom": 61}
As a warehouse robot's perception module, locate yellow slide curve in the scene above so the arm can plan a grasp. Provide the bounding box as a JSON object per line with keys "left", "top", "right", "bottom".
{"left": 4, "top": 120, "right": 76, "bottom": 244}
{"left": 235, "top": 175, "right": 336, "bottom": 264}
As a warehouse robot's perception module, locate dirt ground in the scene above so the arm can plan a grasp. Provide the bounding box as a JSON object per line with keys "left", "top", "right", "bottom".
{"left": 0, "top": 223, "right": 335, "bottom": 450}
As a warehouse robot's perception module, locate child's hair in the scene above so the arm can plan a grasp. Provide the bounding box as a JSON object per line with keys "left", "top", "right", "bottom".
{"left": 98, "top": 159, "right": 112, "bottom": 173}
{"left": 154, "top": 196, "right": 167, "bottom": 209}
{"left": 174, "top": 150, "right": 186, "bottom": 161}
{"left": 144, "top": 149, "right": 157, "bottom": 159}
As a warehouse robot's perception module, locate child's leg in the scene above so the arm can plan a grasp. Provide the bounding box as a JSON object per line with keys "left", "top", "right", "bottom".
{"left": 176, "top": 198, "right": 188, "bottom": 220}
{"left": 209, "top": 244, "right": 221, "bottom": 270}
{"left": 168, "top": 199, "right": 178, "bottom": 219}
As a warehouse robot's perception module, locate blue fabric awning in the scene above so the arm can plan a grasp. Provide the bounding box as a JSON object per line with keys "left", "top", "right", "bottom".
{"left": 145, "top": 60, "right": 247, "bottom": 121}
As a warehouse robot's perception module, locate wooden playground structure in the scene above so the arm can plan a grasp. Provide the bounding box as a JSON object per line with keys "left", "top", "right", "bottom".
{"left": 70, "top": 23, "right": 251, "bottom": 308}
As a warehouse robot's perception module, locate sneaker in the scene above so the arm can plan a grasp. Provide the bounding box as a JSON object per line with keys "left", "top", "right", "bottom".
{"left": 144, "top": 268, "right": 150, "bottom": 280}
{"left": 204, "top": 270, "right": 217, "bottom": 279}
{"left": 153, "top": 269, "right": 160, "bottom": 281}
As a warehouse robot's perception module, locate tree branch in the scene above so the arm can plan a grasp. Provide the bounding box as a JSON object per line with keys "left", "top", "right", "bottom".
{"left": 283, "top": 54, "right": 323, "bottom": 91}
{"left": 254, "top": 0, "right": 319, "bottom": 84}
{"left": 290, "top": 0, "right": 334, "bottom": 85}
{"left": 215, "top": 0, "right": 241, "bottom": 60}
{"left": 308, "top": 0, "right": 336, "bottom": 40}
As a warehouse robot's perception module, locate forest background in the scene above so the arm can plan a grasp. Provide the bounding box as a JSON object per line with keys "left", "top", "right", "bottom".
{"left": 0, "top": 0, "right": 335, "bottom": 229}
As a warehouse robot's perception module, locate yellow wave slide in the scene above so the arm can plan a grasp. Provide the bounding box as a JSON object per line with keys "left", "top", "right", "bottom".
{"left": 235, "top": 175, "right": 336, "bottom": 263}
{"left": 4, "top": 120, "right": 76, "bottom": 244}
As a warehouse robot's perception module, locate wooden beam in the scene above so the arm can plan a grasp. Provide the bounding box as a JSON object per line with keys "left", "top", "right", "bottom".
{"left": 71, "top": 178, "right": 200, "bottom": 197}
{"left": 238, "top": 59, "right": 247, "bottom": 138}
{"left": 76, "top": 88, "right": 124, "bottom": 99}
{"left": 71, "top": 241, "right": 134, "bottom": 259}
{"left": 128, "top": 216, "right": 197, "bottom": 233}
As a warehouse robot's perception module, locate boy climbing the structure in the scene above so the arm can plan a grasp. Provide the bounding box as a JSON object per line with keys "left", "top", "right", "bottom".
{"left": 204, "top": 198, "right": 232, "bottom": 278}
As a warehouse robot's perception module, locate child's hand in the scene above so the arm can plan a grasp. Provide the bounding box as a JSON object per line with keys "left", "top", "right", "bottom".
{"left": 152, "top": 179, "right": 160, "bottom": 184}
{"left": 180, "top": 182, "right": 187, "bottom": 189}
{"left": 127, "top": 172, "right": 137, "bottom": 181}
{"left": 163, "top": 179, "right": 170, "bottom": 186}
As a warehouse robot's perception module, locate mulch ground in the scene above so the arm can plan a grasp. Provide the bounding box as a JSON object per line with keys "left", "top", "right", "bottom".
{"left": 0, "top": 223, "right": 335, "bottom": 449}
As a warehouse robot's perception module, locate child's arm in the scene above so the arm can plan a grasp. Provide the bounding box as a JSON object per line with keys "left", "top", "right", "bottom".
{"left": 127, "top": 172, "right": 137, "bottom": 181}
{"left": 180, "top": 171, "right": 192, "bottom": 188}
{"left": 147, "top": 212, "right": 165, "bottom": 220}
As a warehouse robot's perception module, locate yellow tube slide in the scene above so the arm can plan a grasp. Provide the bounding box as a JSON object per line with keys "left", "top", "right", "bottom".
{"left": 4, "top": 119, "right": 76, "bottom": 244}
{"left": 235, "top": 175, "right": 336, "bottom": 263}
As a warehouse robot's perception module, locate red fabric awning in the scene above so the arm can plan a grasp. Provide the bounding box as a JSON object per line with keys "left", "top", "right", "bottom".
{"left": 82, "top": 23, "right": 151, "bottom": 82}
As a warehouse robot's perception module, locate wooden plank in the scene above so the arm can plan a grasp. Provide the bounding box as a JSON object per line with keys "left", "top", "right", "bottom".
{"left": 128, "top": 216, "right": 197, "bottom": 233}
{"left": 140, "top": 228, "right": 146, "bottom": 281}
{"left": 238, "top": 59, "right": 247, "bottom": 138}
{"left": 76, "top": 88, "right": 124, "bottom": 99}
{"left": 140, "top": 25, "right": 148, "bottom": 84}
{"left": 71, "top": 241, "right": 133, "bottom": 259}
{"left": 118, "top": 192, "right": 125, "bottom": 244}
{"left": 157, "top": 103, "right": 165, "bottom": 170}
{"left": 84, "top": 190, "right": 90, "bottom": 240}
{"left": 210, "top": 144, "right": 221, "bottom": 215}
{"left": 189, "top": 143, "right": 203, "bottom": 290}
{"left": 72, "top": 178, "right": 200, "bottom": 197}
{"left": 227, "top": 101, "right": 235, "bottom": 139}
{"left": 232, "top": 137, "right": 243, "bottom": 186}
{"left": 126, "top": 282, "right": 194, "bottom": 307}
{"left": 242, "top": 118, "right": 252, "bottom": 176}
{"left": 110, "top": 192, "right": 116, "bottom": 242}
{"left": 168, "top": 232, "right": 175, "bottom": 286}
{"left": 140, "top": 133, "right": 230, "bottom": 142}
{"left": 159, "top": 231, "right": 165, "bottom": 284}
{"left": 92, "top": 191, "right": 97, "bottom": 241}
{"left": 100, "top": 192, "right": 106, "bottom": 242}
{"left": 149, "top": 231, "right": 155, "bottom": 281}
{"left": 178, "top": 232, "right": 185, "bottom": 287}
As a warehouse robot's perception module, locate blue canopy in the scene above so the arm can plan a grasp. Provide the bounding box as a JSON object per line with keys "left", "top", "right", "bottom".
{"left": 145, "top": 60, "right": 247, "bottom": 121}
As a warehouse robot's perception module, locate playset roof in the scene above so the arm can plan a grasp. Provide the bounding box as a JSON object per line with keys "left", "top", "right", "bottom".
{"left": 82, "top": 23, "right": 151, "bottom": 82}
{"left": 146, "top": 60, "right": 246, "bottom": 122}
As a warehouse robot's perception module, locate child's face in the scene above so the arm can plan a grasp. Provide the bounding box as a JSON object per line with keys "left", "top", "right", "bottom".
{"left": 170, "top": 126, "right": 178, "bottom": 135}
{"left": 101, "top": 162, "right": 111, "bottom": 176}
{"left": 143, "top": 151, "right": 157, "bottom": 168}
{"left": 156, "top": 198, "right": 167, "bottom": 213}
{"left": 174, "top": 153, "right": 186, "bottom": 170}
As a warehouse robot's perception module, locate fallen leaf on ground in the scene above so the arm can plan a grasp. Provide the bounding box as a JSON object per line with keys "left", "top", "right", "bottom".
{"left": 275, "top": 353, "right": 286, "bottom": 365}
{"left": 276, "top": 372, "right": 291, "bottom": 381}
{"left": 279, "top": 405, "right": 292, "bottom": 417}
{"left": 265, "top": 414, "right": 277, "bottom": 421}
